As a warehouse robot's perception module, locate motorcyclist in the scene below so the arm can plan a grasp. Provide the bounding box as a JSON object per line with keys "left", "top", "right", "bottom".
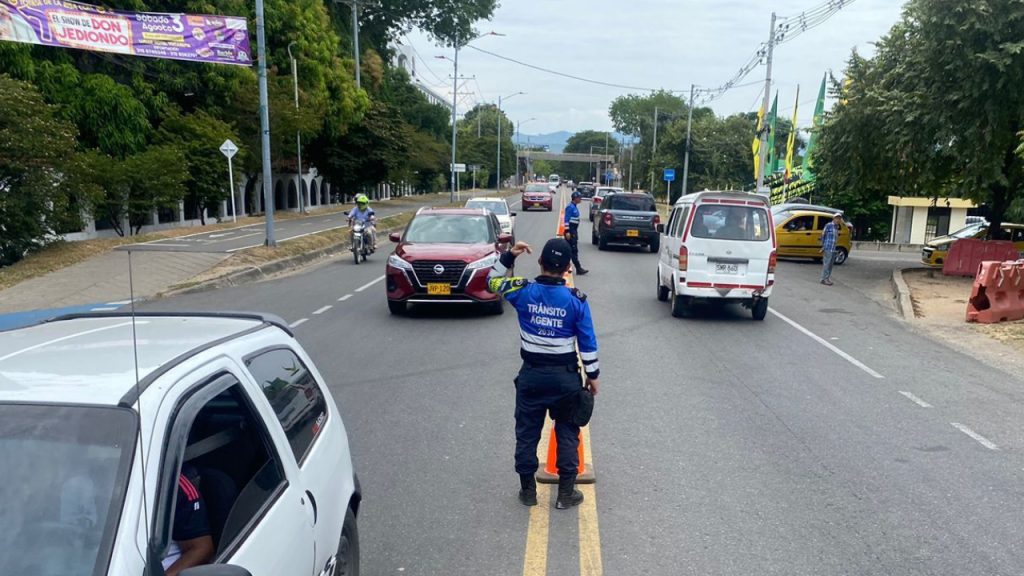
{"left": 348, "top": 194, "right": 377, "bottom": 251}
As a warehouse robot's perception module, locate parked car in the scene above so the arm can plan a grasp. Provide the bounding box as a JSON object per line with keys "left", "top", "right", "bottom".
{"left": 589, "top": 187, "right": 623, "bottom": 221}
{"left": 772, "top": 207, "right": 853, "bottom": 265}
{"left": 577, "top": 182, "right": 596, "bottom": 198}
{"left": 522, "top": 183, "right": 554, "bottom": 211}
{"left": 656, "top": 191, "right": 776, "bottom": 320}
{"left": 0, "top": 312, "right": 360, "bottom": 576}
{"left": 591, "top": 192, "right": 661, "bottom": 252}
{"left": 386, "top": 207, "right": 511, "bottom": 314}
{"left": 921, "top": 222, "right": 1024, "bottom": 267}
{"left": 465, "top": 197, "right": 516, "bottom": 242}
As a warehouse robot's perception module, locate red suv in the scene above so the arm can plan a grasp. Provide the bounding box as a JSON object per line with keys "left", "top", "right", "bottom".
{"left": 522, "top": 183, "right": 554, "bottom": 211}
{"left": 386, "top": 208, "right": 512, "bottom": 315}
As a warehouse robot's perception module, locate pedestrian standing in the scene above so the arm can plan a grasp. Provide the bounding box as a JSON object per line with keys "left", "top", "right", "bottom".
{"left": 488, "top": 239, "right": 600, "bottom": 509}
{"left": 563, "top": 191, "right": 589, "bottom": 275}
{"left": 820, "top": 213, "right": 843, "bottom": 286}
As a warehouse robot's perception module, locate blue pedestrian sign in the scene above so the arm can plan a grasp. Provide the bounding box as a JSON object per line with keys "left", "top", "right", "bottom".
{"left": 663, "top": 168, "right": 676, "bottom": 182}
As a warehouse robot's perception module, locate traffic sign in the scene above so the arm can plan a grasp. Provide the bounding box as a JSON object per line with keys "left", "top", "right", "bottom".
{"left": 451, "top": 163, "right": 467, "bottom": 173}
{"left": 663, "top": 168, "right": 676, "bottom": 182}
{"left": 220, "top": 139, "right": 239, "bottom": 159}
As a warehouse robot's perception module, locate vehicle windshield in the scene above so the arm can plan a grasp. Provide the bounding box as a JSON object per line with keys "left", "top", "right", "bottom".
{"left": 950, "top": 223, "right": 985, "bottom": 239}
{"left": 691, "top": 204, "right": 771, "bottom": 241}
{"left": 0, "top": 404, "right": 136, "bottom": 576}
{"left": 404, "top": 214, "right": 493, "bottom": 244}
{"left": 467, "top": 201, "right": 509, "bottom": 215}
{"left": 607, "top": 196, "right": 656, "bottom": 211}
{"left": 525, "top": 184, "right": 549, "bottom": 193}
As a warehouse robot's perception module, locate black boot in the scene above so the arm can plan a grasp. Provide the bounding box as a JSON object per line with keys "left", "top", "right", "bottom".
{"left": 519, "top": 474, "right": 538, "bottom": 506}
{"left": 555, "top": 475, "right": 584, "bottom": 509}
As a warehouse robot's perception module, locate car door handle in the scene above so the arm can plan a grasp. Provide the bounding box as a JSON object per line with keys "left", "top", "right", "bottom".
{"left": 305, "top": 490, "right": 318, "bottom": 524}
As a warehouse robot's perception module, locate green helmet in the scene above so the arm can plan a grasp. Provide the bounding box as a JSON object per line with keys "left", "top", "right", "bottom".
{"left": 356, "top": 194, "right": 369, "bottom": 206}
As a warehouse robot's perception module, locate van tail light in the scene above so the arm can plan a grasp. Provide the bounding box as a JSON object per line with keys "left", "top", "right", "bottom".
{"left": 653, "top": 214, "right": 661, "bottom": 228}
{"left": 603, "top": 212, "right": 614, "bottom": 227}
{"left": 679, "top": 245, "right": 689, "bottom": 271}
{"left": 769, "top": 250, "right": 777, "bottom": 274}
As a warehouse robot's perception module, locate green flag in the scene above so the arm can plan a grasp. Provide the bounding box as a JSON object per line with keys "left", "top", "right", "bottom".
{"left": 803, "top": 74, "right": 827, "bottom": 181}
{"left": 767, "top": 93, "right": 779, "bottom": 175}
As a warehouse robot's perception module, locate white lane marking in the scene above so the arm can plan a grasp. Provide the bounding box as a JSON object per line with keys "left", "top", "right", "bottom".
{"left": 226, "top": 243, "right": 262, "bottom": 253}
{"left": 208, "top": 232, "right": 235, "bottom": 238}
{"left": 355, "top": 275, "right": 385, "bottom": 292}
{"left": 338, "top": 294, "right": 353, "bottom": 302}
{"left": 898, "top": 391, "right": 932, "bottom": 408}
{"left": 108, "top": 300, "right": 133, "bottom": 305}
{"left": 90, "top": 306, "right": 120, "bottom": 311}
{"left": 207, "top": 232, "right": 261, "bottom": 244}
{"left": 951, "top": 423, "right": 999, "bottom": 450}
{"left": 123, "top": 243, "right": 190, "bottom": 248}
{"left": 768, "top": 308, "right": 885, "bottom": 379}
{"left": 312, "top": 305, "right": 333, "bottom": 315}
{"left": 289, "top": 318, "right": 309, "bottom": 328}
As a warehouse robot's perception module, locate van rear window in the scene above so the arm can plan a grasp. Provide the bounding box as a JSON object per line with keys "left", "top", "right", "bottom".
{"left": 690, "top": 204, "right": 771, "bottom": 241}
{"left": 608, "top": 196, "right": 655, "bottom": 211}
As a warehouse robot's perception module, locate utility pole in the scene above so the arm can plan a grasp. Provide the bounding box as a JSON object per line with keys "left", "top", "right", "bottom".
{"left": 288, "top": 42, "right": 304, "bottom": 213}
{"left": 449, "top": 32, "right": 459, "bottom": 203}
{"left": 681, "top": 83, "right": 695, "bottom": 197}
{"left": 756, "top": 12, "right": 777, "bottom": 193}
{"left": 255, "top": 0, "right": 275, "bottom": 245}
{"left": 497, "top": 91, "right": 524, "bottom": 192}
{"left": 651, "top": 106, "right": 659, "bottom": 191}
{"left": 604, "top": 131, "right": 609, "bottom": 185}
{"left": 628, "top": 141, "right": 633, "bottom": 190}
{"left": 335, "top": 0, "right": 362, "bottom": 88}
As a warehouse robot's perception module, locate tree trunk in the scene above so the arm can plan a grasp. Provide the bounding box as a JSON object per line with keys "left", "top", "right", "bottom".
{"left": 988, "top": 147, "right": 1021, "bottom": 240}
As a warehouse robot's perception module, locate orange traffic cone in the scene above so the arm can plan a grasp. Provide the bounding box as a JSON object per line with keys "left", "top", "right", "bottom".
{"left": 536, "top": 427, "right": 596, "bottom": 484}
{"left": 557, "top": 211, "right": 566, "bottom": 236}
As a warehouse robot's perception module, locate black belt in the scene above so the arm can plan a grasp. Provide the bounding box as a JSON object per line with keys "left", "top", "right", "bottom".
{"left": 523, "top": 363, "right": 579, "bottom": 373}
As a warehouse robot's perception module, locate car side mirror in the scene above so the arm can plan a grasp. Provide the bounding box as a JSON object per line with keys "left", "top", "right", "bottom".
{"left": 656, "top": 224, "right": 665, "bottom": 234}
{"left": 510, "top": 212, "right": 517, "bottom": 217}
{"left": 498, "top": 233, "right": 513, "bottom": 245}
{"left": 179, "top": 566, "right": 253, "bottom": 576}
{"left": 389, "top": 232, "right": 402, "bottom": 243}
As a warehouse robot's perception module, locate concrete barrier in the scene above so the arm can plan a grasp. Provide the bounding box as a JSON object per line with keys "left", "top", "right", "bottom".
{"left": 853, "top": 241, "right": 926, "bottom": 253}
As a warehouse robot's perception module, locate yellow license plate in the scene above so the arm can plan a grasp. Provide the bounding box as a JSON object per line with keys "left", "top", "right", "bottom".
{"left": 533, "top": 203, "right": 541, "bottom": 208}
{"left": 626, "top": 229, "right": 640, "bottom": 237}
{"left": 427, "top": 283, "right": 451, "bottom": 295}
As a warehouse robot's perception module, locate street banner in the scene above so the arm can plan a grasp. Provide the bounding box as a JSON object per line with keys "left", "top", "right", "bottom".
{"left": 752, "top": 102, "right": 764, "bottom": 181}
{"left": 802, "top": 74, "right": 828, "bottom": 182}
{"left": 766, "top": 93, "right": 778, "bottom": 176}
{"left": 0, "top": 0, "right": 251, "bottom": 66}
{"left": 785, "top": 86, "right": 800, "bottom": 180}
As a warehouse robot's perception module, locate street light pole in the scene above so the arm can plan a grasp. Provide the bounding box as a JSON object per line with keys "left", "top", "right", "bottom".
{"left": 516, "top": 117, "right": 535, "bottom": 186}
{"left": 255, "top": 0, "right": 275, "bottom": 245}
{"left": 497, "top": 91, "right": 524, "bottom": 192}
{"left": 449, "top": 32, "right": 459, "bottom": 203}
{"left": 288, "top": 42, "right": 304, "bottom": 213}
{"left": 681, "top": 83, "right": 695, "bottom": 198}
{"left": 756, "top": 12, "right": 778, "bottom": 193}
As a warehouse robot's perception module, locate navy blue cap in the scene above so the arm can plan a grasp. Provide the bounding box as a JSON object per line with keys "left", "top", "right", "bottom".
{"left": 571, "top": 191, "right": 582, "bottom": 199}
{"left": 541, "top": 238, "right": 572, "bottom": 269}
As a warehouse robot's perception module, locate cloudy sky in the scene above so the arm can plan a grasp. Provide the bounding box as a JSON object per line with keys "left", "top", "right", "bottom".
{"left": 401, "top": 0, "right": 905, "bottom": 136}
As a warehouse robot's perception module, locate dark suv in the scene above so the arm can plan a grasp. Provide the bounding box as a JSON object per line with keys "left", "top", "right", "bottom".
{"left": 591, "top": 192, "right": 661, "bottom": 252}
{"left": 386, "top": 208, "right": 511, "bottom": 315}
{"left": 577, "top": 182, "right": 596, "bottom": 198}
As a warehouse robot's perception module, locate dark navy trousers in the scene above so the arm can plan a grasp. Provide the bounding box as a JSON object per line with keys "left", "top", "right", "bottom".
{"left": 514, "top": 363, "right": 581, "bottom": 479}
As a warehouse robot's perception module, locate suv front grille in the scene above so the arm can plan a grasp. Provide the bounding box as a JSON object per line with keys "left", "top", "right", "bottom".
{"left": 411, "top": 260, "right": 467, "bottom": 286}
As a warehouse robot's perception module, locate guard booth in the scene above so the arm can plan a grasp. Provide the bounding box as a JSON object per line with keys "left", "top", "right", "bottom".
{"left": 888, "top": 196, "right": 978, "bottom": 244}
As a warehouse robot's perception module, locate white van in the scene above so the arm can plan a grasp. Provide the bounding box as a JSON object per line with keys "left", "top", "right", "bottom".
{"left": 656, "top": 191, "right": 777, "bottom": 320}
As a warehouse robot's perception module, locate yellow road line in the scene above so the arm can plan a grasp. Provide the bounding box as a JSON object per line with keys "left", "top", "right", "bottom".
{"left": 578, "top": 426, "right": 603, "bottom": 576}
{"left": 522, "top": 483, "right": 552, "bottom": 576}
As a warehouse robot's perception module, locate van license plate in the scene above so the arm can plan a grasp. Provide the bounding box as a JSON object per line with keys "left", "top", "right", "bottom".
{"left": 715, "top": 263, "right": 739, "bottom": 275}
{"left": 427, "top": 283, "right": 451, "bottom": 295}
{"left": 626, "top": 229, "right": 640, "bottom": 237}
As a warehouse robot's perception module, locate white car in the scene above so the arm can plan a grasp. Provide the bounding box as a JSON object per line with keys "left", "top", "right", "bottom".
{"left": 0, "top": 312, "right": 360, "bottom": 576}
{"left": 465, "top": 197, "right": 516, "bottom": 241}
{"left": 656, "top": 191, "right": 777, "bottom": 321}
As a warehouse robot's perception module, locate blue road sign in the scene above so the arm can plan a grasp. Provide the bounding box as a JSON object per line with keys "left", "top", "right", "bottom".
{"left": 663, "top": 168, "right": 676, "bottom": 182}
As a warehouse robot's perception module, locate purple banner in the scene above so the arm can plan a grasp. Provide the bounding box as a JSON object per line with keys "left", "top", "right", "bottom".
{"left": 0, "top": 0, "right": 251, "bottom": 66}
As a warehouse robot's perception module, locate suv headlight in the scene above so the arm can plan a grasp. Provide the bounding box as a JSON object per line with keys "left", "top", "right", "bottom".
{"left": 466, "top": 253, "right": 499, "bottom": 270}
{"left": 387, "top": 254, "right": 413, "bottom": 270}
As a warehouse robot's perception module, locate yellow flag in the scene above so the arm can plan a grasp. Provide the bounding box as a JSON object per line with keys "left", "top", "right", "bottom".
{"left": 785, "top": 86, "right": 800, "bottom": 180}
{"left": 752, "top": 103, "right": 765, "bottom": 181}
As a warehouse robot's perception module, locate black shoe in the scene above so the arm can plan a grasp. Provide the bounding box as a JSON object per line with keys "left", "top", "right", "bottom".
{"left": 555, "top": 475, "right": 584, "bottom": 509}
{"left": 519, "top": 474, "right": 538, "bottom": 507}
{"left": 576, "top": 268, "right": 590, "bottom": 276}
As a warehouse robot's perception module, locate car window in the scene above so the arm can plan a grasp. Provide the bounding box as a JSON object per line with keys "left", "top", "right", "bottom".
{"left": 950, "top": 223, "right": 985, "bottom": 239}
{"left": 466, "top": 201, "right": 508, "bottom": 215}
{"left": 403, "top": 214, "right": 493, "bottom": 244}
{"left": 783, "top": 215, "right": 815, "bottom": 232}
{"left": 608, "top": 196, "right": 656, "bottom": 211}
{"left": 672, "top": 206, "right": 691, "bottom": 238}
{"left": 1012, "top": 228, "right": 1024, "bottom": 242}
{"left": 525, "top": 184, "right": 548, "bottom": 193}
{"left": 245, "top": 348, "right": 329, "bottom": 464}
{"left": 692, "top": 205, "right": 771, "bottom": 241}
{"left": 666, "top": 208, "right": 679, "bottom": 236}
{"left": 0, "top": 404, "right": 136, "bottom": 576}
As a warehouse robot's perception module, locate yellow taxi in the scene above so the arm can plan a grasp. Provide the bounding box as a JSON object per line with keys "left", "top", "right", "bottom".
{"left": 921, "top": 222, "right": 1024, "bottom": 267}
{"left": 770, "top": 206, "right": 853, "bottom": 264}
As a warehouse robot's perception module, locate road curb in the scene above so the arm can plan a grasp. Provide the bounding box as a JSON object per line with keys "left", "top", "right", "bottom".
{"left": 161, "top": 224, "right": 403, "bottom": 298}
{"left": 891, "top": 267, "right": 930, "bottom": 320}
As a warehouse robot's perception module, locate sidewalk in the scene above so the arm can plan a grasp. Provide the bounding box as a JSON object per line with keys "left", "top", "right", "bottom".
{"left": 0, "top": 188, "right": 515, "bottom": 316}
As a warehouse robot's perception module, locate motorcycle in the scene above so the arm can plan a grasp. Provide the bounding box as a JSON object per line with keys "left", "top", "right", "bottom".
{"left": 349, "top": 219, "right": 373, "bottom": 264}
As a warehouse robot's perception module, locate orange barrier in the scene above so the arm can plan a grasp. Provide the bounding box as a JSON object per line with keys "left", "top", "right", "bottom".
{"left": 943, "top": 238, "right": 1020, "bottom": 277}
{"left": 556, "top": 209, "right": 566, "bottom": 236}
{"left": 536, "top": 427, "right": 595, "bottom": 484}
{"left": 966, "top": 260, "right": 1024, "bottom": 323}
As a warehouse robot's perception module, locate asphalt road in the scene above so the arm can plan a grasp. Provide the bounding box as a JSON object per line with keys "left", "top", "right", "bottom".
{"left": 144, "top": 187, "right": 1024, "bottom": 575}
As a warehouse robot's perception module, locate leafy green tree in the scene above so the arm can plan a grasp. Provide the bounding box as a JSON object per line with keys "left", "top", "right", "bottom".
{"left": 82, "top": 146, "right": 188, "bottom": 236}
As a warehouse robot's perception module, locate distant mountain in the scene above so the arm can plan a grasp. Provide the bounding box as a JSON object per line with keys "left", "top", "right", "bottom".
{"left": 518, "top": 131, "right": 635, "bottom": 153}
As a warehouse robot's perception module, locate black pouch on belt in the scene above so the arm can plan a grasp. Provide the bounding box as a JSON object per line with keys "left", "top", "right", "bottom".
{"left": 557, "top": 387, "right": 594, "bottom": 427}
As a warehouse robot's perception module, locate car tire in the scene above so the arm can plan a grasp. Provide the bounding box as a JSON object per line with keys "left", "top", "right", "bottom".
{"left": 657, "top": 271, "right": 669, "bottom": 302}
{"left": 489, "top": 300, "right": 505, "bottom": 315}
{"left": 334, "top": 507, "right": 360, "bottom": 576}
{"left": 598, "top": 235, "right": 608, "bottom": 251}
{"left": 752, "top": 298, "right": 769, "bottom": 321}
{"left": 588, "top": 212, "right": 593, "bottom": 222}
{"left": 591, "top": 230, "right": 598, "bottom": 245}
{"left": 670, "top": 291, "right": 692, "bottom": 318}
{"left": 834, "top": 247, "right": 849, "bottom": 266}
{"left": 649, "top": 238, "right": 660, "bottom": 253}
{"left": 387, "top": 300, "right": 407, "bottom": 315}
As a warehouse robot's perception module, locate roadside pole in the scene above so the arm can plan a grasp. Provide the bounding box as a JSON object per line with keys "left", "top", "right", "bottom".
{"left": 255, "top": 0, "right": 275, "bottom": 245}
{"left": 681, "top": 84, "right": 695, "bottom": 197}
{"left": 220, "top": 139, "right": 239, "bottom": 223}
{"left": 755, "top": 12, "right": 777, "bottom": 193}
